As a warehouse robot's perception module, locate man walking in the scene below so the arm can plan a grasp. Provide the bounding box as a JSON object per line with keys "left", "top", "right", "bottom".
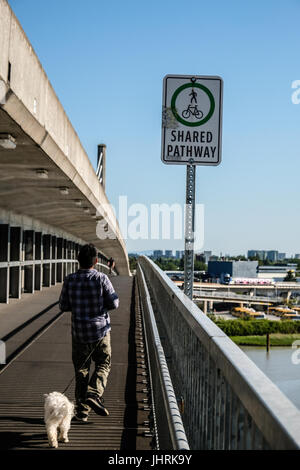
{"left": 59, "top": 244, "right": 119, "bottom": 422}
{"left": 107, "top": 257, "right": 115, "bottom": 275}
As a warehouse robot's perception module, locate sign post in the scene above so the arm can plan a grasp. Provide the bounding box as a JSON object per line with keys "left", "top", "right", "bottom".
{"left": 184, "top": 164, "right": 196, "bottom": 298}
{"left": 161, "top": 75, "right": 223, "bottom": 299}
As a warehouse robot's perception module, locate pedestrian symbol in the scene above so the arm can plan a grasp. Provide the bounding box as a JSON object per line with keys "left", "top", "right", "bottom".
{"left": 189, "top": 89, "right": 197, "bottom": 103}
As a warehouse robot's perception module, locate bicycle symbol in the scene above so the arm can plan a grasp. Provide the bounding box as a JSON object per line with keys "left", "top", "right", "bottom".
{"left": 182, "top": 105, "right": 203, "bottom": 120}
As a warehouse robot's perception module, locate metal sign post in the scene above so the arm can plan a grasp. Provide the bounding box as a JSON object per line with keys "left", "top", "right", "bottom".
{"left": 161, "top": 74, "right": 223, "bottom": 300}
{"left": 184, "top": 164, "right": 196, "bottom": 298}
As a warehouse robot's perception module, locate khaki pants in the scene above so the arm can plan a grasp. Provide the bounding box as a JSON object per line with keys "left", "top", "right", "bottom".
{"left": 72, "top": 332, "right": 111, "bottom": 414}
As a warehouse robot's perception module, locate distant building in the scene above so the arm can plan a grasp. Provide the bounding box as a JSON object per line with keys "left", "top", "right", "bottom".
{"left": 294, "top": 254, "right": 300, "bottom": 260}
{"left": 258, "top": 264, "right": 297, "bottom": 282}
{"left": 278, "top": 253, "right": 286, "bottom": 261}
{"left": 247, "top": 250, "right": 268, "bottom": 260}
{"left": 267, "top": 251, "right": 278, "bottom": 262}
{"left": 248, "top": 250, "right": 282, "bottom": 262}
{"left": 203, "top": 251, "right": 212, "bottom": 264}
{"left": 196, "top": 251, "right": 212, "bottom": 264}
{"left": 153, "top": 250, "right": 163, "bottom": 259}
{"left": 175, "top": 250, "right": 184, "bottom": 259}
{"left": 208, "top": 260, "right": 258, "bottom": 281}
{"left": 165, "top": 250, "right": 173, "bottom": 258}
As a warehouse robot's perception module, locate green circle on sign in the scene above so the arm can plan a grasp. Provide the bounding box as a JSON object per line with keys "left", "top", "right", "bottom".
{"left": 171, "top": 82, "right": 215, "bottom": 127}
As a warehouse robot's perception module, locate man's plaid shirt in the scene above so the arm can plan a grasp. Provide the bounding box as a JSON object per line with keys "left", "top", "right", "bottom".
{"left": 59, "top": 269, "right": 119, "bottom": 343}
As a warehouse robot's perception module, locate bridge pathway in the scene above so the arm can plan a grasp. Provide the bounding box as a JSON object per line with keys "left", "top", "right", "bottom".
{"left": 0, "top": 276, "right": 152, "bottom": 450}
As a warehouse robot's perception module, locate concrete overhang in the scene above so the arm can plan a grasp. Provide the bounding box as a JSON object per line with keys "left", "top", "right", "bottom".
{"left": 0, "top": 0, "right": 129, "bottom": 275}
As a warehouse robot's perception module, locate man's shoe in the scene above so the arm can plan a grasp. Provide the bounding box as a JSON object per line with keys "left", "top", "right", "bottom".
{"left": 73, "top": 411, "right": 88, "bottom": 422}
{"left": 85, "top": 394, "right": 109, "bottom": 416}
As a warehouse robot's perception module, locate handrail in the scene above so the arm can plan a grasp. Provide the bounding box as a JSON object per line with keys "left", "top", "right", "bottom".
{"left": 136, "top": 263, "right": 190, "bottom": 450}
{"left": 138, "top": 255, "right": 300, "bottom": 450}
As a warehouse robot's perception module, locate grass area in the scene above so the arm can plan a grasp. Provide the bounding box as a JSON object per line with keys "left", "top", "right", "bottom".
{"left": 230, "top": 333, "right": 300, "bottom": 347}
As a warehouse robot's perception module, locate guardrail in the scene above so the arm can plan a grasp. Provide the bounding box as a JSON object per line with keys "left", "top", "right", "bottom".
{"left": 136, "top": 264, "right": 190, "bottom": 450}
{"left": 138, "top": 256, "right": 300, "bottom": 450}
{"left": 193, "top": 290, "right": 282, "bottom": 303}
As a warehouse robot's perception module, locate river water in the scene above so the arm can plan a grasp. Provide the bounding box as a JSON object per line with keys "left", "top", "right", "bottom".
{"left": 240, "top": 346, "right": 300, "bottom": 410}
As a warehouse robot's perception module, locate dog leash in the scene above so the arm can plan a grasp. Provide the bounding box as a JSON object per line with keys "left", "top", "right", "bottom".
{"left": 62, "top": 339, "right": 101, "bottom": 395}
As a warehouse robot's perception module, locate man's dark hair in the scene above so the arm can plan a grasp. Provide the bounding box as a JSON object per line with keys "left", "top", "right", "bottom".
{"left": 78, "top": 244, "right": 97, "bottom": 268}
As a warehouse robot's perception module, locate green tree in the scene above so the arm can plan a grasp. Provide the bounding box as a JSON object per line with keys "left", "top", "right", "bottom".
{"left": 194, "top": 260, "right": 207, "bottom": 271}
{"left": 284, "top": 270, "right": 296, "bottom": 282}
{"left": 129, "top": 256, "right": 137, "bottom": 272}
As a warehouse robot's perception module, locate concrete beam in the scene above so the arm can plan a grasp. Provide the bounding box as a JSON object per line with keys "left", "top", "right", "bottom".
{"left": 0, "top": 0, "right": 129, "bottom": 275}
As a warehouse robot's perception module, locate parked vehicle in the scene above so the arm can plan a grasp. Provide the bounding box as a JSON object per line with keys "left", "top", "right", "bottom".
{"left": 220, "top": 273, "right": 232, "bottom": 284}
{"left": 231, "top": 277, "right": 274, "bottom": 286}
{"left": 281, "top": 313, "right": 300, "bottom": 321}
{"left": 232, "top": 306, "right": 265, "bottom": 319}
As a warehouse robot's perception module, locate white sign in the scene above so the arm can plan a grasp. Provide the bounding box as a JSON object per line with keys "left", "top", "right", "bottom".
{"left": 161, "top": 75, "right": 223, "bottom": 165}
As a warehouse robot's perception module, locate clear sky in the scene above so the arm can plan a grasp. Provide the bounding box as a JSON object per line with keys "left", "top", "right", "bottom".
{"left": 8, "top": 0, "right": 300, "bottom": 257}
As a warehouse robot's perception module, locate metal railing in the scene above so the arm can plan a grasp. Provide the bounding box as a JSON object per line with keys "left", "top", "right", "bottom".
{"left": 136, "top": 264, "right": 190, "bottom": 450}
{"left": 193, "top": 290, "right": 282, "bottom": 303}
{"left": 137, "top": 256, "right": 300, "bottom": 450}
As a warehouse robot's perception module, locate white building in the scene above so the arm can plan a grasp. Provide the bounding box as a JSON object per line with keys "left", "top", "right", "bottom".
{"left": 258, "top": 264, "right": 297, "bottom": 282}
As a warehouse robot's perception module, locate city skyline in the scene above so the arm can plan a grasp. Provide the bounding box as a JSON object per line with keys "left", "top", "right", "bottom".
{"left": 129, "top": 248, "right": 300, "bottom": 260}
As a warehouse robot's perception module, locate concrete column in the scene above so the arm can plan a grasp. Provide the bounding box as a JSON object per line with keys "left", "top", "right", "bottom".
{"left": 10, "top": 227, "right": 22, "bottom": 299}
{"left": 24, "top": 230, "right": 35, "bottom": 293}
{"left": 0, "top": 225, "right": 9, "bottom": 303}
{"left": 34, "top": 232, "right": 42, "bottom": 291}
{"left": 21, "top": 233, "right": 25, "bottom": 294}
{"left": 9, "top": 266, "right": 21, "bottom": 299}
{"left": 24, "top": 230, "right": 35, "bottom": 261}
{"left": 10, "top": 227, "right": 22, "bottom": 261}
{"left": 43, "top": 234, "right": 51, "bottom": 259}
{"left": 43, "top": 234, "right": 51, "bottom": 287}
{"left": 74, "top": 242, "right": 78, "bottom": 271}
{"left": 71, "top": 242, "right": 74, "bottom": 273}
{"left": 56, "top": 237, "right": 63, "bottom": 283}
{"left": 0, "top": 268, "right": 9, "bottom": 303}
{"left": 0, "top": 224, "right": 9, "bottom": 262}
{"left": 97, "top": 144, "right": 106, "bottom": 190}
{"left": 51, "top": 236, "right": 57, "bottom": 285}
{"left": 203, "top": 301, "right": 207, "bottom": 315}
{"left": 63, "top": 239, "right": 67, "bottom": 278}
{"left": 67, "top": 241, "right": 72, "bottom": 275}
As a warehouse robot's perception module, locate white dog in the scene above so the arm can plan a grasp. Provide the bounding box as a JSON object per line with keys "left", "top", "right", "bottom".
{"left": 44, "top": 392, "right": 74, "bottom": 448}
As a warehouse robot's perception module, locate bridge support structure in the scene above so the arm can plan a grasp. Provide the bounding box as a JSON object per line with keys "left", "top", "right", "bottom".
{"left": 0, "top": 212, "right": 114, "bottom": 303}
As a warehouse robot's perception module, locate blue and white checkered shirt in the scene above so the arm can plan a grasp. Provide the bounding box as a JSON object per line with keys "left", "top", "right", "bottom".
{"left": 59, "top": 269, "right": 119, "bottom": 343}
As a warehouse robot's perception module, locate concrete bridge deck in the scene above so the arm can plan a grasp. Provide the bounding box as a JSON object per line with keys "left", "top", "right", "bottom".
{"left": 0, "top": 276, "right": 152, "bottom": 450}
{"left": 0, "top": 0, "right": 129, "bottom": 275}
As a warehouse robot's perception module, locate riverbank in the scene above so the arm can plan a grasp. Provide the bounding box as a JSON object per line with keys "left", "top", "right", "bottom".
{"left": 230, "top": 333, "right": 300, "bottom": 347}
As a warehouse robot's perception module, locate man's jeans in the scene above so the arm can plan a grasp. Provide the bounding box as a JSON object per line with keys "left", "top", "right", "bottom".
{"left": 72, "top": 332, "right": 111, "bottom": 415}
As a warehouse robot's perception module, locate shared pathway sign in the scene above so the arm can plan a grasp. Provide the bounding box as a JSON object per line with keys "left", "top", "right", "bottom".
{"left": 161, "top": 75, "right": 223, "bottom": 166}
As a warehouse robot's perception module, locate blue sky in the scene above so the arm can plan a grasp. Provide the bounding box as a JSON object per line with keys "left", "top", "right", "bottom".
{"left": 9, "top": 0, "right": 300, "bottom": 256}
